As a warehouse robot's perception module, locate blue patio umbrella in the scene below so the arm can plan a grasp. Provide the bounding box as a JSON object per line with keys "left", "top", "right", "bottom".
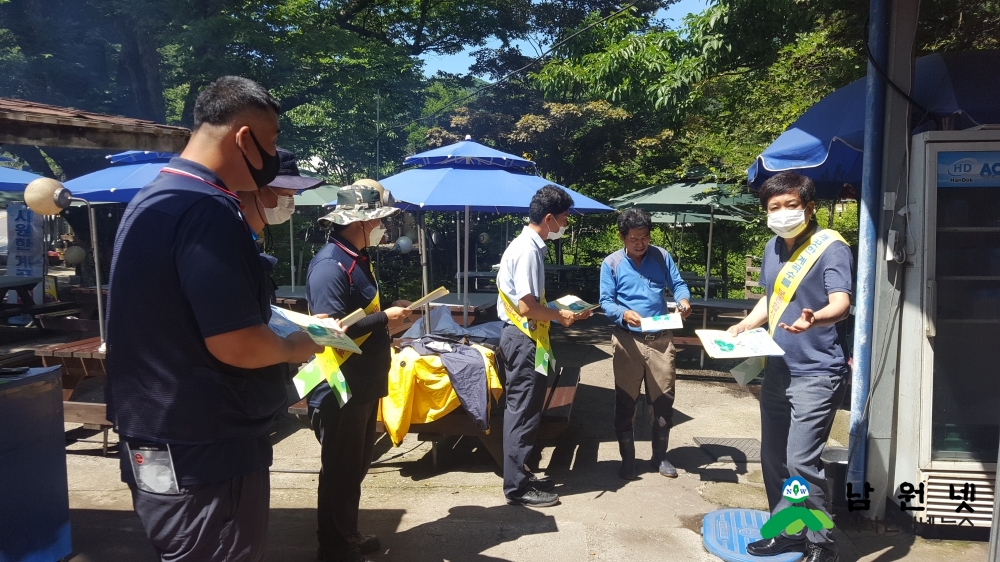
{"left": 0, "top": 166, "right": 42, "bottom": 191}
{"left": 403, "top": 136, "right": 535, "bottom": 170}
{"left": 747, "top": 50, "right": 1000, "bottom": 199}
{"left": 379, "top": 164, "right": 612, "bottom": 214}
{"left": 65, "top": 151, "right": 175, "bottom": 203}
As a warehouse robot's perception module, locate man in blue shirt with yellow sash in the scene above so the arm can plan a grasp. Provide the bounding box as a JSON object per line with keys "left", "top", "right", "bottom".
{"left": 599, "top": 207, "right": 692, "bottom": 481}
{"left": 728, "top": 172, "right": 852, "bottom": 562}
{"left": 497, "top": 185, "right": 591, "bottom": 508}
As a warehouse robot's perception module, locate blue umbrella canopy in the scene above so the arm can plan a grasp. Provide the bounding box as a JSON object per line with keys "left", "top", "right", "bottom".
{"left": 65, "top": 151, "right": 177, "bottom": 202}
{"left": 747, "top": 50, "right": 1000, "bottom": 199}
{"left": 379, "top": 164, "right": 612, "bottom": 214}
{"left": 403, "top": 138, "right": 535, "bottom": 170}
{"left": 0, "top": 166, "right": 42, "bottom": 192}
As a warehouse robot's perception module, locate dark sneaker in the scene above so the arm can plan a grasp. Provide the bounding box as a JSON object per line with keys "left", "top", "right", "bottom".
{"left": 745, "top": 535, "right": 807, "bottom": 556}
{"left": 528, "top": 472, "right": 555, "bottom": 491}
{"left": 347, "top": 533, "right": 380, "bottom": 555}
{"left": 506, "top": 488, "right": 560, "bottom": 507}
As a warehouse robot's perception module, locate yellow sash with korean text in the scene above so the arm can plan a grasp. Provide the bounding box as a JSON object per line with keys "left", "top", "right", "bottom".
{"left": 499, "top": 289, "right": 553, "bottom": 376}
{"left": 767, "top": 228, "right": 848, "bottom": 336}
{"left": 293, "top": 264, "right": 381, "bottom": 406}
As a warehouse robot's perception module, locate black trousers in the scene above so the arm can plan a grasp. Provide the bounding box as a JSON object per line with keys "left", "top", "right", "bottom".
{"left": 130, "top": 469, "right": 270, "bottom": 562}
{"left": 309, "top": 396, "right": 379, "bottom": 562}
{"left": 500, "top": 324, "right": 549, "bottom": 499}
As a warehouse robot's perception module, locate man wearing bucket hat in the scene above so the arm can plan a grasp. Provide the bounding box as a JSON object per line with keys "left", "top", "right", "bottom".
{"left": 306, "top": 180, "right": 412, "bottom": 562}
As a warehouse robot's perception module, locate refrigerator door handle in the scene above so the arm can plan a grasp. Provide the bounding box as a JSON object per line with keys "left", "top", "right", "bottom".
{"left": 925, "top": 278, "right": 936, "bottom": 338}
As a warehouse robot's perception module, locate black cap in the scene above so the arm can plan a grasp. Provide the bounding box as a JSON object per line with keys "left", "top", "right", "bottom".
{"left": 268, "top": 148, "right": 325, "bottom": 191}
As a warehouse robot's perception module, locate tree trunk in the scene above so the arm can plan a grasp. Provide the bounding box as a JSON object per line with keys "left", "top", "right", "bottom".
{"left": 115, "top": 14, "right": 166, "bottom": 123}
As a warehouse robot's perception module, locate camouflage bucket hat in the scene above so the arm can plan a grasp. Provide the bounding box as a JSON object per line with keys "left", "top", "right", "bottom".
{"left": 318, "top": 178, "right": 401, "bottom": 226}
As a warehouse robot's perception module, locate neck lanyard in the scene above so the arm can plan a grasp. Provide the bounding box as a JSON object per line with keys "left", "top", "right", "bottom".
{"left": 160, "top": 167, "right": 257, "bottom": 241}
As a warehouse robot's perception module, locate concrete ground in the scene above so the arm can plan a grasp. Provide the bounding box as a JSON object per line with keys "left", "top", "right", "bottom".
{"left": 62, "top": 317, "right": 987, "bottom": 561}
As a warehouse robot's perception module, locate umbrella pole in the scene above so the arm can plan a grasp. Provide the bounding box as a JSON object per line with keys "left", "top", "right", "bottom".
{"left": 456, "top": 212, "right": 461, "bottom": 297}
{"left": 463, "top": 206, "right": 471, "bottom": 328}
{"left": 700, "top": 207, "right": 715, "bottom": 368}
{"left": 419, "top": 213, "right": 431, "bottom": 336}
{"left": 289, "top": 215, "right": 295, "bottom": 291}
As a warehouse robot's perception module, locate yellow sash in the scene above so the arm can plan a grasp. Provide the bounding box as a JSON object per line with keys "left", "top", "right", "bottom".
{"left": 293, "top": 263, "right": 382, "bottom": 406}
{"left": 498, "top": 289, "right": 553, "bottom": 376}
{"left": 767, "top": 228, "right": 848, "bottom": 336}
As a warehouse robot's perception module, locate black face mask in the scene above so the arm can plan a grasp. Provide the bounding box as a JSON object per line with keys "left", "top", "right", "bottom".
{"left": 240, "top": 129, "right": 280, "bottom": 189}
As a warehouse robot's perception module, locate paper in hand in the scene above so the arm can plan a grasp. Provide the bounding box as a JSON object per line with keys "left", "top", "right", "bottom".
{"left": 640, "top": 313, "right": 683, "bottom": 332}
{"left": 408, "top": 286, "right": 450, "bottom": 310}
{"left": 695, "top": 328, "right": 784, "bottom": 359}
{"left": 550, "top": 295, "right": 600, "bottom": 313}
{"left": 269, "top": 306, "right": 362, "bottom": 353}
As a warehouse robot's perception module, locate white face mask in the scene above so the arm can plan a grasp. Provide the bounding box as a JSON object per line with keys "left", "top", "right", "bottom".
{"left": 367, "top": 225, "right": 386, "bottom": 247}
{"left": 263, "top": 194, "right": 295, "bottom": 225}
{"left": 546, "top": 217, "right": 566, "bottom": 240}
{"left": 767, "top": 208, "right": 808, "bottom": 238}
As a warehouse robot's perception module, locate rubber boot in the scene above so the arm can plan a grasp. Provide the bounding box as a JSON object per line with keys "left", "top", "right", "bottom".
{"left": 651, "top": 425, "right": 678, "bottom": 478}
{"left": 617, "top": 431, "right": 639, "bottom": 480}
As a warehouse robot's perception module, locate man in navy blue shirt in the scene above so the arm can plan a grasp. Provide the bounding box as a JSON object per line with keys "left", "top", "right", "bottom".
{"left": 600, "top": 207, "right": 692, "bottom": 480}
{"left": 306, "top": 181, "right": 412, "bottom": 562}
{"left": 105, "top": 76, "right": 323, "bottom": 562}
{"left": 728, "top": 172, "right": 852, "bottom": 562}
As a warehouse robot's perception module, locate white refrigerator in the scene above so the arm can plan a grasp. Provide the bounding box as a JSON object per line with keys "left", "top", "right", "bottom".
{"left": 893, "top": 127, "right": 1000, "bottom": 528}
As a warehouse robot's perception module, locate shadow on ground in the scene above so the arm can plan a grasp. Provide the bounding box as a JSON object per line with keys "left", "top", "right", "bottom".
{"left": 68, "top": 505, "right": 562, "bottom": 562}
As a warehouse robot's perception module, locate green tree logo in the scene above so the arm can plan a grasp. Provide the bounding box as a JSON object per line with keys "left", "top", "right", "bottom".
{"left": 760, "top": 477, "right": 834, "bottom": 539}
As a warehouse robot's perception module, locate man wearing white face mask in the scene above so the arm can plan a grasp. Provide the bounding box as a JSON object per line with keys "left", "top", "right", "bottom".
{"left": 727, "top": 172, "right": 853, "bottom": 562}
{"left": 238, "top": 148, "right": 324, "bottom": 307}
{"left": 496, "top": 184, "right": 592, "bottom": 508}
{"left": 306, "top": 180, "right": 412, "bottom": 562}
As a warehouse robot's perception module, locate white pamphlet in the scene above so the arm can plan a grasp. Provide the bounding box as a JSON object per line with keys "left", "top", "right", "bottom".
{"left": 640, "top": 313, "right": 683, "bottom": 332}
{"left": 269, "top": 306, "right": 363, "bottom": 353}
{"left": 550, "top": 295, "right": 600, "bottom": 313}
{"left": 695, "top": 328, "right": 785, "bottom": 359}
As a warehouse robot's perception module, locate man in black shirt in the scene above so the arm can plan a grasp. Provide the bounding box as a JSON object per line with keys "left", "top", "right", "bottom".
{"left": 105, "top": 76, "right": 323, "bottom": 562}
{"left": 306, "top": 181, "right": 412, "bottom": 562}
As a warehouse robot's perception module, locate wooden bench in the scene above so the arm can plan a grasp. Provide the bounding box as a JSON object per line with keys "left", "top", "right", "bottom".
{"left": 32, "top": 337, "right": 113, "bottom": 454}
{"left": 289, "top": 364, "right": 581, "bottom": 470}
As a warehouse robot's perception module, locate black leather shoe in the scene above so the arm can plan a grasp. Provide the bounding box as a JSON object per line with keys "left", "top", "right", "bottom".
{"left": 745, "top": 535, "right": 807, "bottom": 556}
{"left": 348, "top": 533, "right": 380, "bottom": 555}
{"left": 803, "top": 543, "right": 839, "bottom": 562}
{"left": 506, "top": 488, "right": 560, "bottom": 507}
{"left": 528, "top": 472, "right": 554, "bottom": 491}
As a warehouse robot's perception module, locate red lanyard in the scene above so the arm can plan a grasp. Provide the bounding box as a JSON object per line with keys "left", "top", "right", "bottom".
{"left": 161, "top": 167, "right": 240, "bottom": 200}
{"left": 160, "top": 167, "right": 256, "bottom": 240}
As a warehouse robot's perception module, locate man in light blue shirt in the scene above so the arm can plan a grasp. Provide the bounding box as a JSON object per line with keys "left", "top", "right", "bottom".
{"left": 600, "top": 207, "right": 692, "bottom": 480}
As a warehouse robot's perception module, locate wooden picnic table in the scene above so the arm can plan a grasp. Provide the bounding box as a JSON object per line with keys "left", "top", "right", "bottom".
{"left": 33, "top": 337, "right": 113, "bottom": 454}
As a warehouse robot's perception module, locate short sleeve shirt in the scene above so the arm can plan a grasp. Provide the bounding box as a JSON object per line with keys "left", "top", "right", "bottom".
{"left": 496, "top": 227, "right": 547, "bottom": 323}
{"left": 106, "top": 157, "right": 282, "bottom": 487}
{"left": 760, "top": 226, "right": 854, "bottom": 376}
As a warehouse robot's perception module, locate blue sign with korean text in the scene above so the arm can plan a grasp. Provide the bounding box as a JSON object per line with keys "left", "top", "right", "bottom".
{"left": 938, "top": 150, "right": 1000, "bottom": 188}
{"left": 5, "top": 202, "right": 44, "bottom": 305}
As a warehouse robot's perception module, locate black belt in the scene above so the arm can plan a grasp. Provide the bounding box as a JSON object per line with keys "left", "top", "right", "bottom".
{"left": 617, "top": 325, "right": 671, "bottom": 341}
